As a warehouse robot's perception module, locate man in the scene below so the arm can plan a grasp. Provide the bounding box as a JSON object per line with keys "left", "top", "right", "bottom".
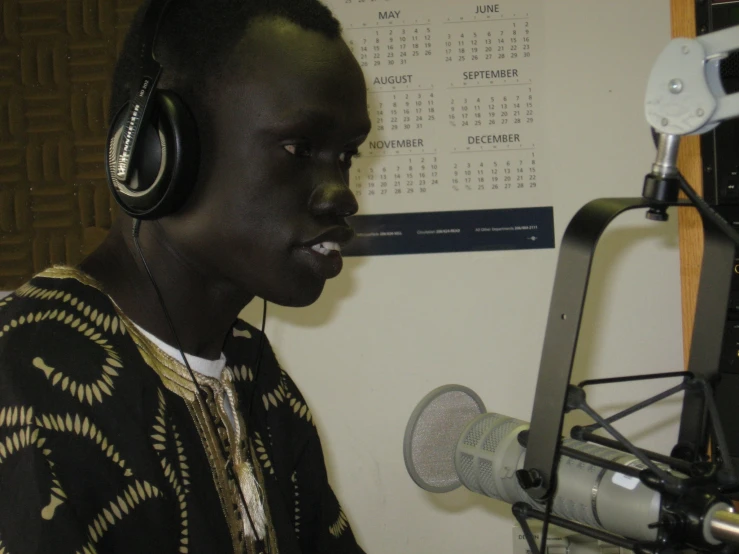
{"left": 0, "top": 0, "right": 370, "bottom": 552}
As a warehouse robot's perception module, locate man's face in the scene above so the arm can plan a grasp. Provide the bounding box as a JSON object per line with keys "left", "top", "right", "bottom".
{"left": 166, "top": 17, "right": 371, "bottom": 307}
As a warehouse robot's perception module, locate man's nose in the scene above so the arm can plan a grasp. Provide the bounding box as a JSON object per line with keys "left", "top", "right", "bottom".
{"left": 308, "top": 172, "right": 359, "bottom": 218}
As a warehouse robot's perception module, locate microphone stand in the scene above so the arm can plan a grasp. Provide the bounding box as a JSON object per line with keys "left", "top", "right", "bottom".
{"left": 512, "top": 132, "right": 739, "bottom": 554}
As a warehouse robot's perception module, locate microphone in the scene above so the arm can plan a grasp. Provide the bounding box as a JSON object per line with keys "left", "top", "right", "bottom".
{"left": 403, "top": 385, "right": 735, "bottom": 548}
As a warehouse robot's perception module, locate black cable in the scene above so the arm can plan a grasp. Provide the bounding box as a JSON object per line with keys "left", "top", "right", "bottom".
{"left": 132, "top": 219, "right": 203, "bottom": 399}
{"left": 131, "top": 218, "right": 266, "bottom": 547}
{"left": 677, "top": 172, "right": 739, "bottom": 247}
{"left": 246, "top": 299, "right": 268, "bottom": 427}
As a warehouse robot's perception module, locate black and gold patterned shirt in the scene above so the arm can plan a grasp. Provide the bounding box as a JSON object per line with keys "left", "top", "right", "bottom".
{"left": 0, "top": 266, "right": 364, "bottom": 554}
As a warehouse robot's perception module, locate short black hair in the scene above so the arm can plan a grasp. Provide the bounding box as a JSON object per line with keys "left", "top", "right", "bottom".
{"left": 109, "top": 0, "right": 342, "bottom": 123}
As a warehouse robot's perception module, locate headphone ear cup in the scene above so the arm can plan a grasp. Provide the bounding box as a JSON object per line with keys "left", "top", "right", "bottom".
{"left": 106, "top": 90, "right": 200, "bottom": 219}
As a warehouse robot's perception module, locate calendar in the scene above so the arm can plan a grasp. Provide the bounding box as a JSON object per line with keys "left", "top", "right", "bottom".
{"left": 324, "top": 0, "right": 554, "bottom": 255}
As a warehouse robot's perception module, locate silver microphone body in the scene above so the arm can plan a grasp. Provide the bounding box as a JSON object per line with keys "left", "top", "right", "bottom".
{"left": 404, "top": 385, "right": 739, "bottom": 549}
{"left": 403, "top": 386, "right": 661, "bottom": 543}
{"left": 456, "top": 412, "right": 660, "bottom": 542}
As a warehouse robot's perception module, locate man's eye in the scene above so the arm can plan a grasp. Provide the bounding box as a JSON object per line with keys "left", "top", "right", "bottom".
{"left": 283, "top": 144, "right": 311, "bottom": 157}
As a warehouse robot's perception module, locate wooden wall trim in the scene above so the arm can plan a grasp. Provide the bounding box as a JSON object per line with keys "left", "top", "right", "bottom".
{"left": 672, "top": 0, "right": 704, "bottom": 368}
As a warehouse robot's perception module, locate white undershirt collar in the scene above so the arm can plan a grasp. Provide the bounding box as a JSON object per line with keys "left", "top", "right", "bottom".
{"left": 132, "top": 323, "right": 227, "bottom": 380}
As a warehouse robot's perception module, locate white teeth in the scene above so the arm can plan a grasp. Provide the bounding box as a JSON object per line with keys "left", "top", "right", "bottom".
{"left": 310, "top": 241, "right": 341, "bottom": 255}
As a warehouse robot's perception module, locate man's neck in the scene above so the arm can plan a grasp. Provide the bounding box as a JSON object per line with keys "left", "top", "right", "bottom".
{"left": 79, "top": 217, "right": 252, "bottom": 359}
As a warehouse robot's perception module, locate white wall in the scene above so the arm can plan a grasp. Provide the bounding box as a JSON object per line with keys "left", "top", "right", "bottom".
{"left": 240, "top": 2, "right": 682, "bottom": 552}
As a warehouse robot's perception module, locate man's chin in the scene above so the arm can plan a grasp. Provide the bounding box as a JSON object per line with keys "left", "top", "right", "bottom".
{"left": 267, "top": 278, "right": 326, "bottom": 308}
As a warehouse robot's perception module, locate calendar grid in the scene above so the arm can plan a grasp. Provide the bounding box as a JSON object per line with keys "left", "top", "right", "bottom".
{"left": 450, "top": 147, "right": 536, "bottom": 153}
{"left": 361, "top": 152, "right": 439, "bottom": 157}
{"left": 448, "top": 83, "right": 532, "bottom": 89}
{"left": 441, "top": 16, "right": 530, "bottom": 23}
{"left": 370, "top": 88, "right": 436, "bottom": 92}
{"left": 326, "top": 0, "right": 553, "bottom": 253}
{"left": 347, "top": 22, "right": 432, "bottom": 29}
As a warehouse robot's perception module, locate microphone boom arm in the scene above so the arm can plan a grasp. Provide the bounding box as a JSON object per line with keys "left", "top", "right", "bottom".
{"left": 518, "top": 197, "right": 738, "bottom": 500}
{"left": 522, "top": 24, "right": 739, "bottom": 504}
{"left": 516, "top": 196, "right": 736, "bottom": 554}
{"left": 645, "top": 25, "right": 739, "bottom": 138}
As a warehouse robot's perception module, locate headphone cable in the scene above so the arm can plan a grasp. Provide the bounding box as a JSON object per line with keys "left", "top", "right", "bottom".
{"left": 131, "top": 218, "right": 267, "bottom": 546}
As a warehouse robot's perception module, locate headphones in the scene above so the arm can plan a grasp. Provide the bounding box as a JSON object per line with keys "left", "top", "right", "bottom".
{"left": 106, "top": 0, "right": 200, "bottom": 219}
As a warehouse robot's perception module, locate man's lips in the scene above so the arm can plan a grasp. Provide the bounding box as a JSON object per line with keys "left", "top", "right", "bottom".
{"left": 295, "top": 226, "right": 354, "bottom": 279}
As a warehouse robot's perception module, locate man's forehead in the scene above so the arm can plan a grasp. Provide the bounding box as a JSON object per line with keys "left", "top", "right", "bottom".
{"left": 205, "top": 16, "right": 369, "bottom": 133}
{"left": 213, "top": 20, "right": 365, "bottom": 106}
{"left": 224, "top": 16, "right": 352, "bottom": 81}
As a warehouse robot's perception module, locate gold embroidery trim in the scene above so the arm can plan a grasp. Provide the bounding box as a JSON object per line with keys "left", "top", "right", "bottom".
{"left": 38, "top": 265, "right": 109, "bottom": 289}
{"left": 34, "top": 266, "right": 279, "bottom": 553}
{"left": 128, "top": 327, "right": 279, "bottom": 553}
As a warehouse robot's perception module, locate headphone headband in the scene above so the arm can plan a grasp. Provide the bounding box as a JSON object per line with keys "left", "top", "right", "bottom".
{"left": 114, "top": 0, "right": 174, "bottom": 184}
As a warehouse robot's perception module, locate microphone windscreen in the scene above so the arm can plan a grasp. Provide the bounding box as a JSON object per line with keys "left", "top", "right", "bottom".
{"left": 403, "top": 385, "right": 485, "bottom": 493}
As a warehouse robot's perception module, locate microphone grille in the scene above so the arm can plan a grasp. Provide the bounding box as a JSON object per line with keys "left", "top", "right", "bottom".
{"left": 456, "top": 414, "right": 528, "bottom": 501}
{"left": 403, "top": 385, "right": 485, "bottom": 493}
